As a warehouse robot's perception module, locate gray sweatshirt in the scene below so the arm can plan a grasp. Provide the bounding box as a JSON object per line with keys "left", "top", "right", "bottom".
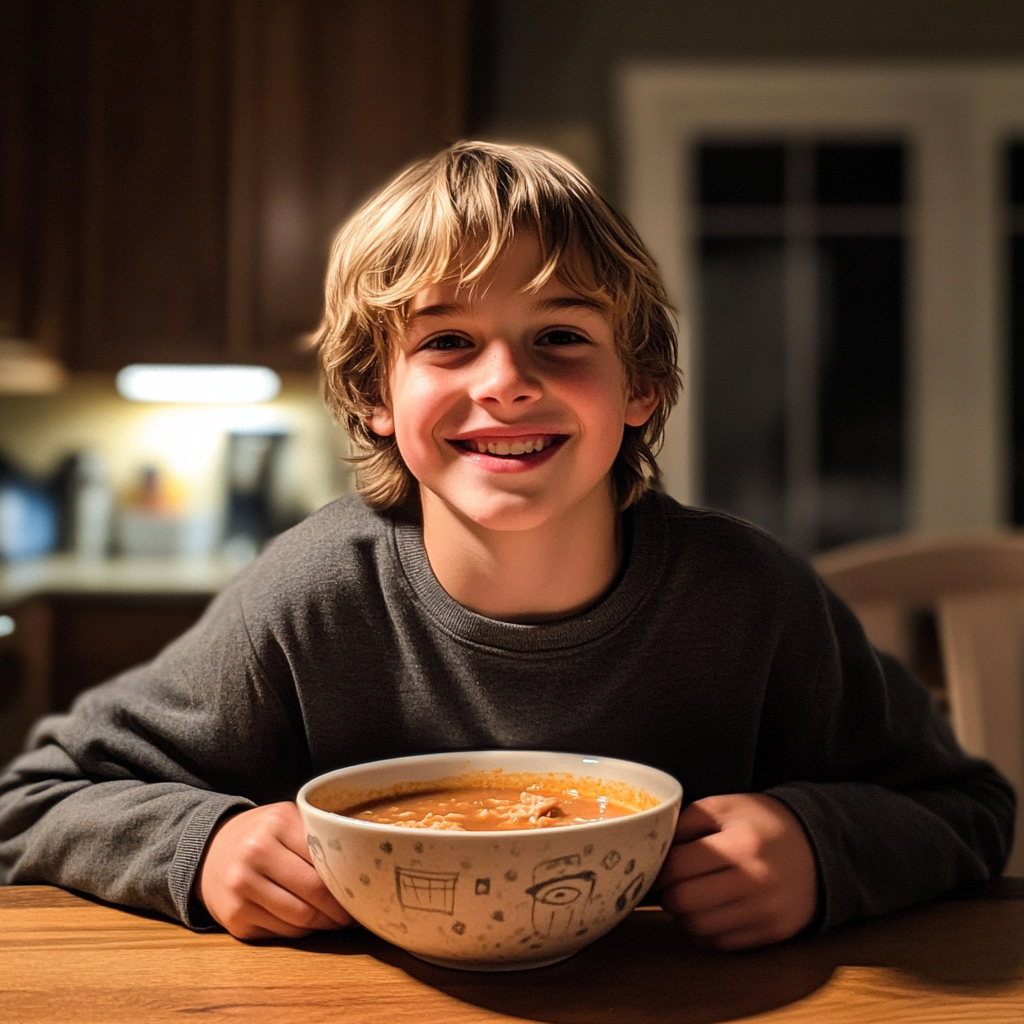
{"left": 0, "top": 492, "right": 1014, "bottom": 932}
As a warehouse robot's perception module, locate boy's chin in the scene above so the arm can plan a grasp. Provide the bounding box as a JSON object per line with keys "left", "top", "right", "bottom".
{"left": 439, "top": 493, "right": 558, "bottom": 534}
{"left": 423, "top": 480, "right": 614, "bottom": 536}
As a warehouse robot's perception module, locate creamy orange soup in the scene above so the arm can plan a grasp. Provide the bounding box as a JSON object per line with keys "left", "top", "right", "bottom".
{"left": 343, "top": 785, "right": 637, "bottom": 831}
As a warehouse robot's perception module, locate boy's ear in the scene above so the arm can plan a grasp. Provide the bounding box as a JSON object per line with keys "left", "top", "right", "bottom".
{"left": 368, "top": 405, "right": 395, "bottom": 437}
{"left": 624, "top": 381, "right": 659, "bottom": 428}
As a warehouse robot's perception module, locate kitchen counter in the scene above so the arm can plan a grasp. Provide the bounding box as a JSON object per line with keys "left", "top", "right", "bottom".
{"left": 0, "top": 553, "right": 244, "bottom": 609}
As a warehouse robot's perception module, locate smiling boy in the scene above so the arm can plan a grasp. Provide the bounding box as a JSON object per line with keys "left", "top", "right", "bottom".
{"left": 371, "top": 231, "right": 658, "bottom": 622}
{"left": 0, "top": 142, "right": 1014, "bottom": 950}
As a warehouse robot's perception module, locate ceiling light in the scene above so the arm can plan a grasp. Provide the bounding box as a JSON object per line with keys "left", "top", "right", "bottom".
{"left": 116, "top": 365, "right": 281, "bottom": 404}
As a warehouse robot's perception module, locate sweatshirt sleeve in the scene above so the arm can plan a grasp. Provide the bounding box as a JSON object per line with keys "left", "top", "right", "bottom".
{"left": 760, "top": 581, "right": 1016, "bottom": 932}
{"left": 0, "top": 577, "right": 312, "bottom": 928}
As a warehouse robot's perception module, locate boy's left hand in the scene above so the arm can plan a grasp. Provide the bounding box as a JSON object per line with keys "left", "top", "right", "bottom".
{"left": 654, "top": 793, "right": 818, "bottom": 950}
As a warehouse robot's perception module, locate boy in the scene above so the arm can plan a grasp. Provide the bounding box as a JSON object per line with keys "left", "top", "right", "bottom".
{"left": 0, "top": 142, "right": 1014, "bottom": 951}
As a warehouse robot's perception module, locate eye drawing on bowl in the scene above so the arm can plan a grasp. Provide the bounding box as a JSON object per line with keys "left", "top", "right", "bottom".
{"left": 525, "top": 855, "right": 597, "bottom": 939}
{"left": 395, "top": 866, "right": 459, "bottom": 915}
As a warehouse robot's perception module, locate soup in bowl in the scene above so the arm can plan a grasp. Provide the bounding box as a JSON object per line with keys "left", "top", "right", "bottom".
{"left": 296, "top": 750, "right": 682, "bottom": 971}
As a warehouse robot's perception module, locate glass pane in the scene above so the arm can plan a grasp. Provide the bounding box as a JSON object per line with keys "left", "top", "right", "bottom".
{"left": 698, "top": 144, "right": 786, "bottom": 205}
{"left": 817, "top": 237, "right": 904, "bottom": 548}
{"left": 1012, "top": 236, "right": 1024, "bottom": 525}
{"left": 1011, "top": 141, "right": 1023, "bottom": 525}
{"left": 816, "top": 143, "right": 904, "bottom": 205}
{"left": 1010, "top": 142, "right": 1024, "bottom": 205}
{"left": 695, "top": 138, "right": 905, "bottom": 551}
{"left": 699, "top": 239, "right": 787, "bottom": 537}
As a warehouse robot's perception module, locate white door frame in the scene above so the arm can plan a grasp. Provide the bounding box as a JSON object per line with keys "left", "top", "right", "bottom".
{"left": 618, "top": 63, "right": 1024, "bottom": 530}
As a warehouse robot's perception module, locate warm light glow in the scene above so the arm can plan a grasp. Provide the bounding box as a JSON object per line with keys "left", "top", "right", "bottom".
{"left": 116, "top": 365, "right": 281, "bottom": 404}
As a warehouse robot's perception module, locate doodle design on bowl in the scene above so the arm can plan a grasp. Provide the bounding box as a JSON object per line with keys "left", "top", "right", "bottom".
{"left": 395, "top": 867, "right": 459, "bottom": 914}
{"left": 525, "top": 855, "right": 596, "bottom": 938}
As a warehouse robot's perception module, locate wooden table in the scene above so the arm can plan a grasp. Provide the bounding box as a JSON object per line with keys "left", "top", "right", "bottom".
{"left": 2, "top": 881, "right": 1023, "bottom": 1024}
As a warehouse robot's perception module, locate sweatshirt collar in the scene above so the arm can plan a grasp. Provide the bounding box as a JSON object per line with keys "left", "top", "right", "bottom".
{"left": 392, "top": 491, "right": 668, "bottom": 653}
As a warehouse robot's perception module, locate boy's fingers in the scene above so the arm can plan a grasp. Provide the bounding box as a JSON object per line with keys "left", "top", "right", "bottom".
{"left": 276, "top": 806, "right": 319, "bottom": 862}
{"left": 659, "top": 830, "right": 736, "bottom": 887}
{"left": 289, "top": 871, "right": 351, "bottom": 927}
{"left": 672, "top": 800, "right": 725, "bottom": 844}
{"left": 683, "top": 898, "right": 794, "bottom": 951}
{"left": 234, "top": 897, "right": 318, "bottom": 940}
{"left": 660, "top": 861, "right": 750, "bottom": 916}
{"left": 258, "top": 843, "right": 351, "bottom": 928}
{"left": 248, "top": 869, "right": 344, "bottom": 933}
{"left": 245, "top": 802, "right": 352, "bottom": 927}
{"left": 677, "top": 835, "right": 734, "bottom": 878}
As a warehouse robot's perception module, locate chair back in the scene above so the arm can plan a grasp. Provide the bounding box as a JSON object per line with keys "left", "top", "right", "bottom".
{"left": 813, "top": 532, "right": 1024, "bottom": 876}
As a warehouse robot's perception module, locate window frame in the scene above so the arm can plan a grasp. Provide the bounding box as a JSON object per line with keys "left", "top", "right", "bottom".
{"left": 618, "top": 64, "right": 1024, "bottom": 530}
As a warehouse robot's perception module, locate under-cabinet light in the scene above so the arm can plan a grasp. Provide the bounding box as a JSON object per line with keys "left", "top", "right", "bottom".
{"left": 116, "top": 365, "right": 281, "bottom": 404}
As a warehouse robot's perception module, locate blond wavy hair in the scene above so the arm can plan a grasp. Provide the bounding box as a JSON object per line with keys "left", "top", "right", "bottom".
{"left": 313, "top": 141, "right": 681, "bottom": 510}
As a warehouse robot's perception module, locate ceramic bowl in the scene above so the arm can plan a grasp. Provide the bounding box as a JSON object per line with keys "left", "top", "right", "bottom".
{"left": 296, "top": 750, "right": 682, "bottom": 971}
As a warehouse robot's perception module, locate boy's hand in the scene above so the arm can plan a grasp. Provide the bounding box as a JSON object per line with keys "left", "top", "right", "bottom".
{"left": 654, "top": 793, "right": 818, "bottom": 950}
{"left": 197, "top": 802, "right": 352, "bottom": 940}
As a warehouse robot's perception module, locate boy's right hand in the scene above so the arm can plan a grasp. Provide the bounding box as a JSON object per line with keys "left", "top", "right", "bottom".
{"left": 197, "top": 802, "right": 352, "bottom": 939}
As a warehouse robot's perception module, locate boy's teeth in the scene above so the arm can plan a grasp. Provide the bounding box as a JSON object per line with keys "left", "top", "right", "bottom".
{"left": 474, "top": 438, "right": 547, "bottom": 455}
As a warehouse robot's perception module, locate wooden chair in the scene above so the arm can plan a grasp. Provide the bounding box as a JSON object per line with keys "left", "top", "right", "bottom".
{"left": 813, "top": 531, "right": 1024, "bottom": 876}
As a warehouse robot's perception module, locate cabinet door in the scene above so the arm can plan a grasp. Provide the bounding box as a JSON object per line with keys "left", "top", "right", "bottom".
{"left": 0, "top": 599, "right": 52, "bottom": 766}
{"left": 0, "top": 0, "right": 88, "bottom": 357}
{"left": 48, "top": 595, "right": 211, "bottom": 712}
{"left": 0, "top": 595, "right": 211, "bottom": 764}
{"left": 76, "top": 0, "right": 233, "bottom": 369}
{"left": 226, "top": 0, "right": 468, "bottom": 369}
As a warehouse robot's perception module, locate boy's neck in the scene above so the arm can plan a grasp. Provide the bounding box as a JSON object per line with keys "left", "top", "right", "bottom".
{"left": 419, "top": 484, "right": 624, "bottom": 624}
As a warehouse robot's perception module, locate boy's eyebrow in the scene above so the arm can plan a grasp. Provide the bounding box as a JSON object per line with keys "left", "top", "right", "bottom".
{"left": 405, "top": 295, "right": 609, "bottom": 325}
{"left": 532, "top": 295, "right": 610, "bottom": 315}
{"left": 404, "top": 303, "right": 466, "bottom": 325}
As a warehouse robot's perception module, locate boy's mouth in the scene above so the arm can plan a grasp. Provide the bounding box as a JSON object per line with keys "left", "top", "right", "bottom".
{"left": 449, "top": 435, "right": 567, "bottom": 459}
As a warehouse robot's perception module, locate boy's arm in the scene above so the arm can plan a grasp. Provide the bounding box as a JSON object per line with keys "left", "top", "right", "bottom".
{"left": 655, "top": 582, "right": 1013, "bottom": 948}
{"left": 756, "top": 588, "right": 1015, "bottom": 934}
{"left": 0, "top": 583, "right": 311, "bottom": 928}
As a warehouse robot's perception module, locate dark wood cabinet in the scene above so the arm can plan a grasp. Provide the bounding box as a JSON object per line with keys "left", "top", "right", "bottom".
{"left": 1, "top": 0, "right": 468, "bottom": 372}
{"left": 0, "top": 594, "right": 211, "bottom": 765}
{"left": 226, "top": 0, "right": 468, "bottom": 368}
{"left": 77, "top": 0, "right": 234, "bottom": 369}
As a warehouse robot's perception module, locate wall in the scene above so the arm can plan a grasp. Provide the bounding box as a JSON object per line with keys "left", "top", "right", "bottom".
{"left": 471, "top": 0, "right": 1024, "bottom": 195}
{"left": 0, "top": 373, "right": 352, "bottom": 540}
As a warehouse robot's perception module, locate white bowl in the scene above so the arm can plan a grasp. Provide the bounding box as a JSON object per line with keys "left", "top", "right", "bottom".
{"left": 297, "top": 750, "right": 682, "bottom": 971}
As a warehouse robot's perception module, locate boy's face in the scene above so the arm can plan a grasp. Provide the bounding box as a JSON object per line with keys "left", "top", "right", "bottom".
{"left": 369, "top": 233, "right": 658, "bottom": 535}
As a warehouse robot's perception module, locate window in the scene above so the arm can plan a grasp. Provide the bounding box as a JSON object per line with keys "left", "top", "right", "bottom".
{"left": 697, "top": 141, "right": 904, "bottom": 551}
{"left": 1010, "top": 141, "right": 1024, "bottom": 525}
{"left": 620, "top": 65, "right": 1024, "bottom": 544}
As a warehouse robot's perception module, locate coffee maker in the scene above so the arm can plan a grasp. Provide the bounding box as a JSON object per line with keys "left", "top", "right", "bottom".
{"left": 222, "top": 429, "right": 289, "bottom": 562}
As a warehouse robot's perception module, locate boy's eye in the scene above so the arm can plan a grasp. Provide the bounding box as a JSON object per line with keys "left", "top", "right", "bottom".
{"left": 537, "top": 329, "right": 587, "bottom": 346}
{"left": 424, "top": 334, "right": 471, "bottom": 351}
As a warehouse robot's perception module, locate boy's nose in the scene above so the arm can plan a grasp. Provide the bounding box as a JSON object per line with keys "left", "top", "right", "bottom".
{"left": 469, "top": 341, "right": 542, "bottom": 405}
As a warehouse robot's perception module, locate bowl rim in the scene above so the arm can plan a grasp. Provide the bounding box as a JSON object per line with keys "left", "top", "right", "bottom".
{"left": 296, "top": 749, "right": 683, "bottom": 835}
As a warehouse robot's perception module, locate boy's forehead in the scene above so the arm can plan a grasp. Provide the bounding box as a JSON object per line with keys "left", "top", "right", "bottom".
{"left": 403, "top": 254, "right": 612, "bottom": 325}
